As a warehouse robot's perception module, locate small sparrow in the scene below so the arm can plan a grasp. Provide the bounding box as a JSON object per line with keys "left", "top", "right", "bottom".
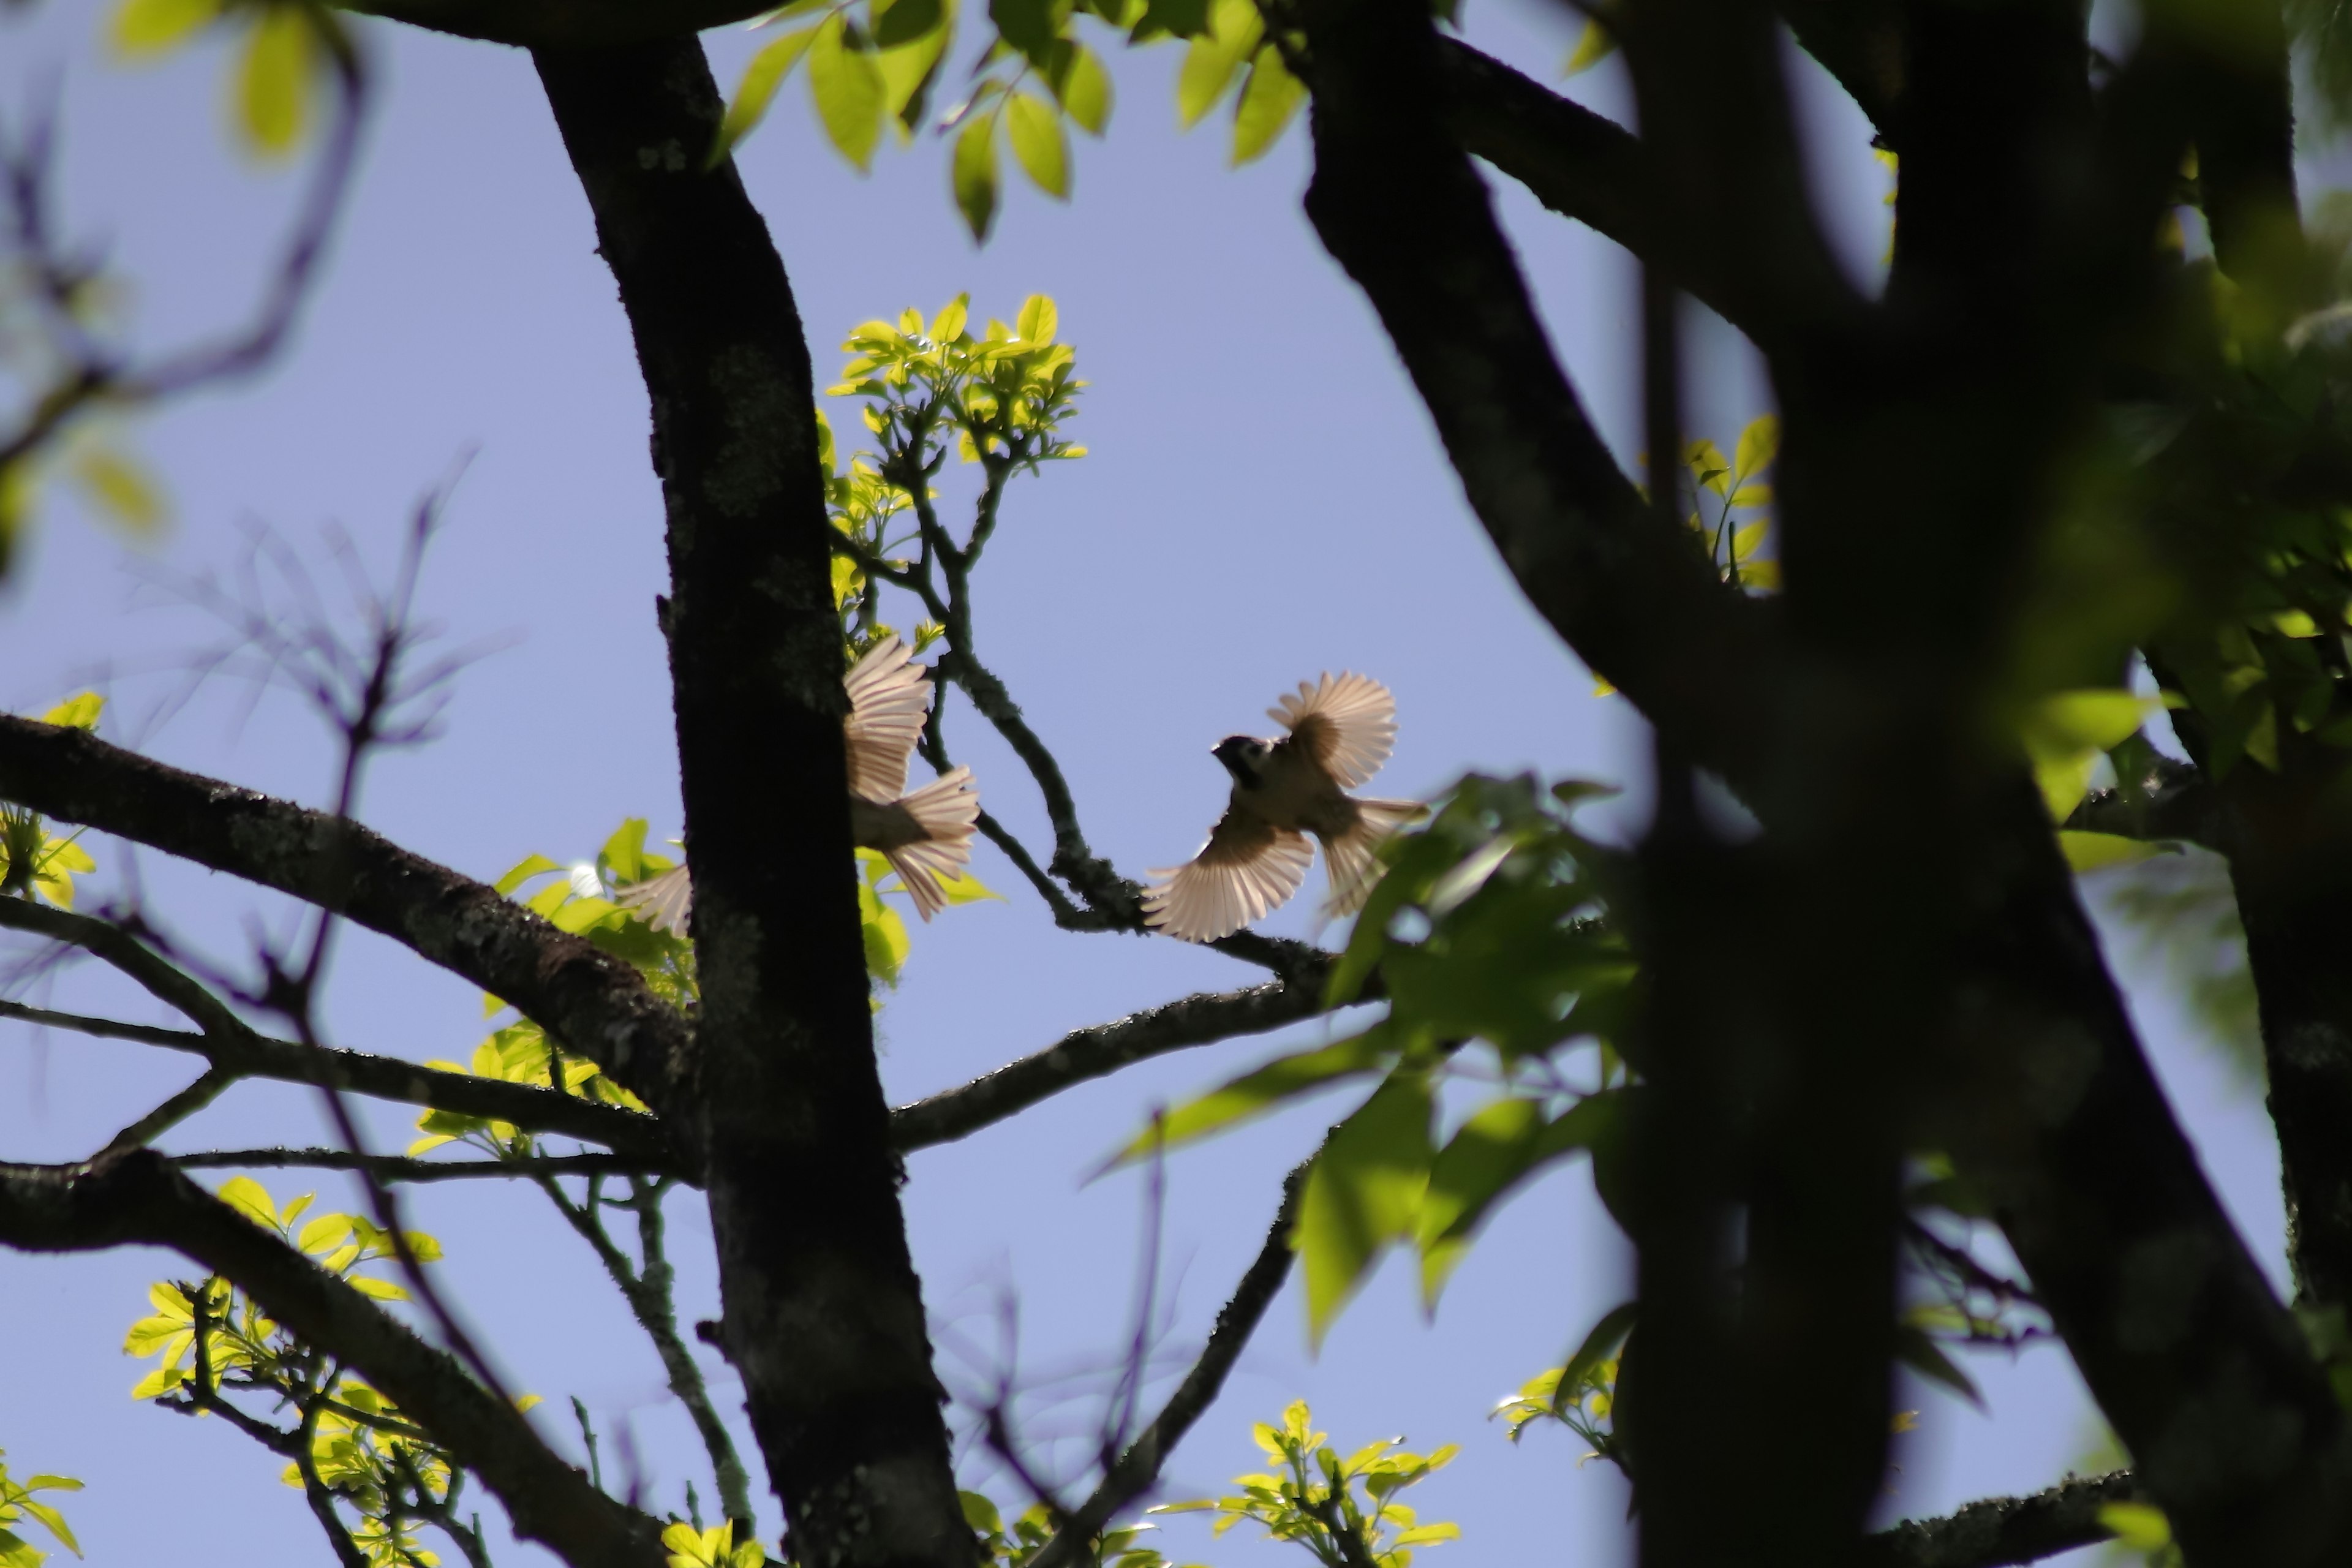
{"left": 1144, "top": 672, "right": 1423, "bottom": 943}
{"left": 616, "top": 636, "right": 981, "bottom": 935}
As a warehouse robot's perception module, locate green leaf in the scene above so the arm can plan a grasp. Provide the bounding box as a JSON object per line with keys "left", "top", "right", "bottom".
{"left": 1553, "top": 1301, "right": 1638, "bottom": 1417}
{"left": 990, "top": 0, "right": 1058, "bottom": 56}
{"left": 1732, "top": 413, "right": 1779, "bottom": 478}
{"left": 1015, "top": 293, "right": 1058, "bottom": 346}
{"left": 1055, "top": 42, "right": 1114, "bottom": 134}
{"left": 38, "top": 693, "right": 103, "bottom": 730}
{"left": 953, "top": 108, "right": 1001, "bottom": 241}
{"left": 236, "top": 4, "right": 314, "bottom": 157}
{"left": 1415, "top": 1093, "right": 1616, "bottom": 1303}
{"left": 110, "top": 0, "right": 222, "bottom": 56}
{"left": 1122, "top": 1030, "right": 1393, "bottom": 1161}
{"left": 599, "top": 818, "right": 649, "bottom": 884}
{"left": 1176, "top": 0, "right": 1262, "bottom": 127}
{"left": 215, "top": 1175, "right": 284, "bottom": 1229}
{"left": 1562, "top": 16, "right": 1615, "bottom": 74}
{"left": 809, "top": 15, "right": 886, "bottom": 172}
{"left": 496, "top": 853, "right": 563, "bottom": 895}
{"left": 878, "top": 6, "right": 952, "bottom": 126}
{"left": 873, "top": 0, "right": 943, "bottom": 46}
{"left": 1133, "top": 0, "right": 1210, "bottom": 39}
{"left": 1300, "top": 1072, "right": 1434, "bottom": 1344}
{"left": 1230, "top": 44, "right": 1305, "bottom": 167}
{"left": 710, "top": 24, "right": 820, "bottom": 166}
{"left": 1894, "top": 1321, "right": 1982, "bottom": 1407}
{"left": 2098, "top": 1502, "right": 2172, "bottom": 1552}
{"left": 1006, "top": 92, "right": 1070, "bottom": 197}
{"left": 2058, "top": 831, "right": 2166, "bottom": 873}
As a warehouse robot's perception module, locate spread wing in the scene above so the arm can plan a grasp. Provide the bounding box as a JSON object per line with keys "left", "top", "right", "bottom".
{"left": 843, "top": 635, "right": 930, "bottom": 803}
{"left": 1268, "top": 672, "right": 1396, "bottom": 791}
{"left": 1143, "top": 809, "right": 1314, "bottom": 943}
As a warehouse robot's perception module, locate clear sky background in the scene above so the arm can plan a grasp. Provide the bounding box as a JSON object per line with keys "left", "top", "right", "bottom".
{"left": 0, "top": 4, "right": 2297, "bottom": 1566}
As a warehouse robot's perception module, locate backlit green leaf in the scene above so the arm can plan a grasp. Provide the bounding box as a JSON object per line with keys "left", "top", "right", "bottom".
{"left": 1732, "top": 413, "right": 1779, "bottom": 478}
{"left": 110, "top": 0, "right": 221, "bottom": 56}
{"left": 236, "top": 5, "right": 313, "bottom": 157}
{"left": 1176, "top": 0, "right": 1262, "bottom": 126}
{"left": 2059, "top": 831, "right": 2166, "bottom": 873}
{"left": 1006, "top": 92, "right": 1069, "bottom": 197}
{"left": 1122, "top": 1029, "right": 1393, "bottom": 1162}
{"left": 1562, "top": 16, "right": 1614, "bottom": 74}
{"left": 1055, "top": 42, "right": 1114, "bottom": 134}
{"left": 1300, "top": 1072, "right": 1433, "bottom": 1343}
{"left": 2098, "top": 1502, "right": 2172, "bottom": 1552}
{"left": 954, "top": 108, "right": 1000, "bottom": 239}
{"left": 1230, "top": 45, "right": 1305, "bottom": 166}
{"left": 809, "top": 15, "right": 886, "bottom": 172}
{"left": 1015, "top": 293, "right": 1058, "bottom": 346}
{"left": 710, "top": 24, "right": 820, "bottom": 167}
{"left": 1554, "top": 1301, "right": 1638, "bottom": 1417}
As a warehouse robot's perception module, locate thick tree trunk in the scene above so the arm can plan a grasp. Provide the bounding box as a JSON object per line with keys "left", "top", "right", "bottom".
{"left": 530, "top": 39, "right": 970, "bottom": 1568}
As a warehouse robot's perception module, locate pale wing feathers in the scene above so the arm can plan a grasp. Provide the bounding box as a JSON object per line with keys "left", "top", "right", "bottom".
{"left": 881, "top": 767, "right": 981, "bottom": 922}
{"left": 1270, "top": 672, "right": 1396, "bottom": 791}
{"left": 1318, "top": 797, "right": 1428, "bottom": 920}
{"left": 1143, "top": 813, "right": 1314, "bottom": 943}
{"left": 614, "top": 864, "right": 695, "bottom": 937}
{"left": 843, "top": 635, "right": 932, "bottom": 803}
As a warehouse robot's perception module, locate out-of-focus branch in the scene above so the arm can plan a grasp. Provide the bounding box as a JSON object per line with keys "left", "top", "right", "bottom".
{"left": 1433, "top": 40, "right": 1776, "bottom": 344}
{"left": 1860, "top": 1471, "right": 2139, "bottom": 1568}
{"left": 0, "top": 988, "right": 673, "bottom": 1165}
{"left": 1027, "top": 1163, "right": 1307, "bottom": 1568}
{"left": 0, "top": 715, "right": 692, "bottom": 1121}
{"left": 892, "top": 977, "right": 1354, "bottom": 1151}
{"left": 0, "top": 24, "right": 368, "bottom": 529}
{"left": 0, "top": 1150, "right": 667, "bottom": 1568}
{"left": 171, "top": 1148, "right": 654, "bottom": 1182}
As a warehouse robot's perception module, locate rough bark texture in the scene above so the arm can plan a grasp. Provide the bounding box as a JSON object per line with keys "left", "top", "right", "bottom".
{"left": 1861, "top": 1471, "right": 2139, "bottom": 1568}
{"left": 529, "top": 38, "right": 968, "bottom": 1568}
{"left": 0, "top": 1152, "right": 666, "bottom": 1568}
{"left": 0, "top": 715, "right": 690, "bottom": 1119}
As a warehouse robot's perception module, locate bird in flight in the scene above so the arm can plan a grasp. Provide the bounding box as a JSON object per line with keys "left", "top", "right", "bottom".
{"left": 616, "top": 636, "right": 980, "bottom": 935}
{"left": 1144, "top": 672, "right": 1422, "bottom": 943}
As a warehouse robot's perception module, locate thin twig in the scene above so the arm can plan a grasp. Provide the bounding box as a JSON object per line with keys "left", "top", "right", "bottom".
{"left": 1027, "top": 1161, "right": 1311, "bottom": 1568}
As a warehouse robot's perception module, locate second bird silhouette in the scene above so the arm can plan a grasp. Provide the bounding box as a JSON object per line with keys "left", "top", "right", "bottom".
{"left": 1144, "top": 672, "right": 1422, "bottom": 943}
{"left": 617, "top": 636, "right": 981, "bottom": 934}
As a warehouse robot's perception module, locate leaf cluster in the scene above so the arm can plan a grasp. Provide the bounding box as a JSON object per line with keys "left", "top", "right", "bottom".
{"left": 122, "top": 1178, "right": 483, "bottom": 1568}
{"left": 960, "top": 1491, "right": 1186, "bottom": 1568}
{"left": 1153, "top": 1400, "right": 1460, "bottom": 1568}
{"left": 0, "top": 1450, "right": 80, "bottom": 1568}
{"left": 0, "top": 696, "right": 102, "bottom": 908}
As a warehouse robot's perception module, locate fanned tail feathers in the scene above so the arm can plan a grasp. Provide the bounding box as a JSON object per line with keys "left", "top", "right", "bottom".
{"left": 614, "top": 864, "right": 695, "bottom": 937}
{"left": 1319, "top": 797, "right": 1426, "bottom": 919}
{"left": 883, "top": 766, "right": 979, "bottom": 921}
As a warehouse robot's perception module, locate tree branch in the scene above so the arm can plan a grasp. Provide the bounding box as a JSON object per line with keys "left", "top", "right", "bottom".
{"left": 99, "top": 1066, "right": 235, "bottom": 1156}
{"left": 893, "top": 978, "right": 1351, "bottom": 1151}
{"left": 170, "top": 1147, "right": 654, "bottom": 1181}
{"left": 1431, "top": 39, "right": 1791, "bottom": 349}
{"left": 1027, "top": 1162, "right": 1307, "bottom": 1568}
{"left": 0, "top": 987, "right": 673, "bottom": 1166}
{"left": 0, "top": 715, "right": 692, "bottom": 1120}
{"left": 1860, "top": 1471, "right": 2139, "bottom": 1568}
{"left": 1289, "top": 0, "right": 1790, "bottom": 794}
{"left": 0, "top": 1150, "right": 666, "bottom": 1567}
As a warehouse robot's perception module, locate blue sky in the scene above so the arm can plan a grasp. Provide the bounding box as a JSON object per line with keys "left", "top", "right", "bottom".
{"left": 0, "top": 5, "right": 2291, "bottom": 1566}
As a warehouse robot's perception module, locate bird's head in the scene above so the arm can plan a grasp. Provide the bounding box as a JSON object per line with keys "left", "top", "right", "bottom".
{"left": 1212, "top": 734, "right": 1272, "bottom": 785}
